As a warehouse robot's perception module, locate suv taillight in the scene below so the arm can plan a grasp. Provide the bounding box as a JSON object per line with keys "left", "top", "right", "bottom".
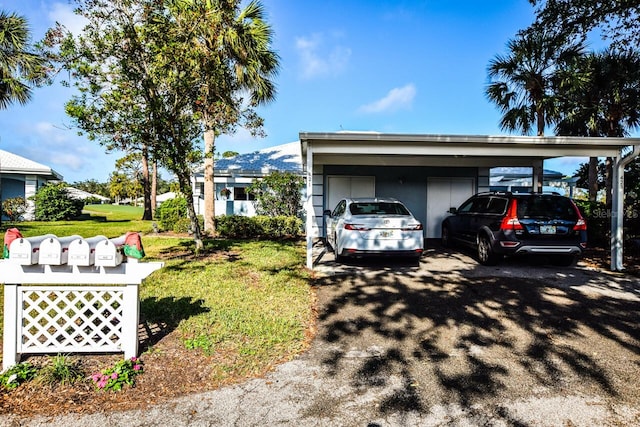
{"left": 573, "top": 218, "right": 587, "bottom": 231}
{"left": 571, "top": 201, "right": 587, "bottom": 231}
{"left": 500, "top": 199, "right": 523, "bottom": 231}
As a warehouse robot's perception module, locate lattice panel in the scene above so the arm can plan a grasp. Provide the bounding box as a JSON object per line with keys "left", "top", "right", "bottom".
{"left": 19, "top": 287, "right": 124, "bottom": 353}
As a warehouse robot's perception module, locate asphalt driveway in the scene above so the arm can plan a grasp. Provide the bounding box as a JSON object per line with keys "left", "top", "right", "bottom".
{"left": 6, "top": 245, "right": 640, "bottom": 426}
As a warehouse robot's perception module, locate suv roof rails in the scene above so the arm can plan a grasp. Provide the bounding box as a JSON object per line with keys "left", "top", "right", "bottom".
{"left": 476, "top": 191, "right": 512, "bottom": 196}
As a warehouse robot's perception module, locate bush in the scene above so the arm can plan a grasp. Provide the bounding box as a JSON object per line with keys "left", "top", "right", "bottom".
{"left": 173, "top": 215, "right": 204, "bottom": 233}
{"left": 574, "top": 199, "right": 609, "bottom": 247}
{"left": 155, "top": 196, "right": 188, "bottom": 231}
{"left": 2, "top": 197, "right": 28, "bottom": 222}
{"left": 249, "top": 171, "right": 304, "bottom": 217}
{"left": 215, "top": 215, "right": 302, "bottom": 239}
{"left": 31, "top": 183, "right": 84, "bottom": 221}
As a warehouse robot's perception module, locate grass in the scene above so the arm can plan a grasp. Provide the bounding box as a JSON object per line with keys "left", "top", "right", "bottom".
{"left": 0, "top": 204, "right": 315, "bottom": 383}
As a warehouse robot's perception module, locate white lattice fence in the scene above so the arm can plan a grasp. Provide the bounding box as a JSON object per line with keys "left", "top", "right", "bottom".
{"left": 19, "top": 286, "right": 126, "bottom": 353}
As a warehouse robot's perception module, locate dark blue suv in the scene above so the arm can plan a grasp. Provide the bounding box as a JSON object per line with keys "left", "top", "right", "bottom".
{"left": 441, "top": 192, "right": 587, "bottom": 266}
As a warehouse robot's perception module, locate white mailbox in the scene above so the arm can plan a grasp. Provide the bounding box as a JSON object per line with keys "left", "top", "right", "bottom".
{"left": 94, "top": 238, "right": 124, "bottom": 267}
{"left": 68, "top": 235, "right": 108, "bottom": 266}
{"left": 8, "top": 234, "right": 56, "bottom": 265}
{"left": 38, "top": 235, "right": 82, "bottom": 266}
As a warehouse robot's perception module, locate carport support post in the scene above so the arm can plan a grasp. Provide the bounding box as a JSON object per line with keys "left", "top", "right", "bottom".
{"left": 611, "top": 145, "right": 640, "bottom": 271}
{"left": 305, "top": 143, "right": 314, "bottom": 270}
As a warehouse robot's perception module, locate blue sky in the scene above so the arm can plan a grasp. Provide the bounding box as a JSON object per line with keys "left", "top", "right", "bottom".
{"left": 1, "top": 0, "right": 597, "bottom": 183}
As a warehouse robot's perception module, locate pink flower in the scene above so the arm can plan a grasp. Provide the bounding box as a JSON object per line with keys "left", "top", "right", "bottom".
{"left": 130, "top": 357, "right": 137, "bottom": 362}
{"left": 91, "top": 373, "right": 101, "bottom": 382}
{"left": 133, "top": 364, "right": 141, "bottom": 371}
{"left": 111, "top": 372, "right": 118, "bottom": 379}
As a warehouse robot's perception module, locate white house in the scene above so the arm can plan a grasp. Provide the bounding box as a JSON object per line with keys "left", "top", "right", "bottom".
{"left": 191, "top": 141, "right": 302, "bottom": 216}
{"left": 0, "top": 149, "right": 63, "bottom": 220}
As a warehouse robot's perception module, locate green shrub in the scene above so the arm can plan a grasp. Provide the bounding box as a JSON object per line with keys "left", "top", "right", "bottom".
{"left": 155, "top": 196, "right": 188, "bottom": 231}
{"left": 215, "top": 215, "right": 302, "bottom": 239}
{"left": 31, "top": 183, "right": 84, "bottom": 221}
{"left": 574, "top": 199, "right": 609, "bottom": 247}
{"left": 248, "top": 171, "right": 304, "bottom": 217}
{"left": 172, "top": 216, "right": 204, "bottom": 233}
{"left": 0, "top": 362, "right": 38, "bottom": 390}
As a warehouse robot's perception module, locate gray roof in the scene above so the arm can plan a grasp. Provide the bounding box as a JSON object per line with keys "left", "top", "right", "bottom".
{"left": 198, "top": 142, "right": 302, "bottom": 176}
{"left": 0, "top": 149, "right": 63, "bottom": 180}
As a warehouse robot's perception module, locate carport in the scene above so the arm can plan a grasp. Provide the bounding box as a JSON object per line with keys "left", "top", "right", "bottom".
{"left": 299, "top": 132, "right": 640, "bottom": 271}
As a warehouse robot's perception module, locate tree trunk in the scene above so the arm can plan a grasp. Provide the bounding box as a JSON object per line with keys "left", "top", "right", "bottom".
{"left": 141, "top": 144, "right": 153, "bottom": 220}
{"left": 151, "top": 160, "right": 157, "bottom": 219}
{"left": 203, "top": 113, "right": 216, "bottom": 234}
{"left": 177, "top": 170, "right": 203, "bottom": 251}
{"left": 588, "top": 157, "right": 598, "bottom": 202}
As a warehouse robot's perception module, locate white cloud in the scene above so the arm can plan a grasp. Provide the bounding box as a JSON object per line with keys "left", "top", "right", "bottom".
{"left": 295, "top": 33, "right": 351, "bottom": 79}
{"left": 48, "top": 2, "right": 88, "bottom": 36}
{"left": 358, "top": 84, "right": 417, "bottom": 114}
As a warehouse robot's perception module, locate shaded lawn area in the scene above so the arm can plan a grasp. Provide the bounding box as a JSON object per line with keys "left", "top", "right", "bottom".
{"left": 0, "top": 219, "right": 316, "bottom": 417}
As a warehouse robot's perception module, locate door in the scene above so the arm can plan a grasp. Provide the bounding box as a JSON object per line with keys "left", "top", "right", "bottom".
{"left": 326, "top": 176, "right": 375, "bottom": 212}
{"left": 426, "top": 178, "right": 475, "bottom": 238}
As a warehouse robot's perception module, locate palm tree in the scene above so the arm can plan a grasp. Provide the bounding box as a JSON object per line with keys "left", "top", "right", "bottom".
{"left": 0, "top": 11, "right": 46, "bottom": 109}
{"left": 178, "top": 0, "right": 279, "bottom": 233}
{"left": 486, "top": 30, "right": 584, "bottom": 136}
{"left": 555, "top": 49, "right": 640, "bottom": 203}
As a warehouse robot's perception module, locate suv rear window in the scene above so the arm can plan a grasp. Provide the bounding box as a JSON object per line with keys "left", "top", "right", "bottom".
{"left": 516, "top": 195, "right": 578, "bottom": 220}
{"left": 349, "top": 202, "right": 410, "bottom": 216}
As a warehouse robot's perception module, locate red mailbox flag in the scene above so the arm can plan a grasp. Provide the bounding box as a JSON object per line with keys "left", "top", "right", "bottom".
{"left": 3, "top": 228, "right": 23, "bottom": 258}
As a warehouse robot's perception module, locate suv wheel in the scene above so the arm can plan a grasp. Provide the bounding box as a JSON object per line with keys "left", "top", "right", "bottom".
{"left": 477, "top": 235, "right": 501, "bottom": 266}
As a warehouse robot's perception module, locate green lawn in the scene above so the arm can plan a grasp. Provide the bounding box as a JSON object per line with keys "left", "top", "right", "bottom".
{"left": 0, "top": 205, "right": 314, "bottom": 381}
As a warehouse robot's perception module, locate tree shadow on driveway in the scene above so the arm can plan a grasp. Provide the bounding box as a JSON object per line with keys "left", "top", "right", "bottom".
{"left": 310, "top": 251, "right": 640, "bottom": 422}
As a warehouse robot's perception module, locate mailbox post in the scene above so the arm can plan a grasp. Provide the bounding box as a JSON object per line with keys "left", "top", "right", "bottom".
{"left": 1, "top": 232, "right": 163, "bottom": 371}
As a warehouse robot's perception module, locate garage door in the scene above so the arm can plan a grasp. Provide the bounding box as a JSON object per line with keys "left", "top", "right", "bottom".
{"left": 326, "top": 176, "right": 375, "bottom": 212}
{"left": 426, "top": 178, "right": 475, "bottom": 238}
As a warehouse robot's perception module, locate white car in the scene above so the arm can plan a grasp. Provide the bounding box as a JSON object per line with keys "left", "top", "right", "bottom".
{"left": 324, "top": 198, "right": 424, "bottom": 262}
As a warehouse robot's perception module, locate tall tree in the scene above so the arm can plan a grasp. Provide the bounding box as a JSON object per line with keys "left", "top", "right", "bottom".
{"left": 0, "top": 11, "right": 46, "bottom": 109}
{"left": 528, "top": 0, "right": 640, "bottom": 52}
{"left": 555, "top": 49, "right": 640, "bottom": 203}
{"left": 175, "top": 0, "right": 279, "bottom": 233}
{"left": 46, "top": 0, "right": 206, "bottom": 247}
{"left": 486, "top": 30, "right": 584, "bottom": 136}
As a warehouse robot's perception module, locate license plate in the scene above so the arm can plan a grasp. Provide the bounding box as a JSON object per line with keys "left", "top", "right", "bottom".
{"left": 540, "top": 225, "right": 556, "bottom": 234}
{"left": 379, "top": 230, "right": 394, "bottom": 238}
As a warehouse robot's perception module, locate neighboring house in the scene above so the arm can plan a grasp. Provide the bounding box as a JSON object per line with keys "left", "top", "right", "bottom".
{"left": 191, "top": 141, "right": 302, "bottom": 217}
{"left": 489, "top": 167, "right": 577, "bottom": 195}
{"left": 66, "top": 187, "right": 110, "bottom": 204}
{"left": 156, "top": 192, "right": 176, "bottom": 206}
{"left": 0, "top": 149, "right": 63, "bottom": 220}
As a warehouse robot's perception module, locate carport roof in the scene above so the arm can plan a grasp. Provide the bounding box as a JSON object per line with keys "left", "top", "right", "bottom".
{"left": 300, "top": 132, "right": 640, "bottom": 165}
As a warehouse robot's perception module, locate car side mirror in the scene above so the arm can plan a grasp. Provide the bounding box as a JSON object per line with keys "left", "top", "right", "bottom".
{"left": 448, "top": 207, "right": 457, "bottom": 214}
{"left": 323, "top": 209, "right": 332, "bottom": 217}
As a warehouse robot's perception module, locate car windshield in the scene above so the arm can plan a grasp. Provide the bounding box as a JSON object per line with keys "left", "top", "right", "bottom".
{"left": 517, "top": 196, "right": 578, "bottom": 220}
{"left": 349, "top": 202, "right": 410, "bottom": 216}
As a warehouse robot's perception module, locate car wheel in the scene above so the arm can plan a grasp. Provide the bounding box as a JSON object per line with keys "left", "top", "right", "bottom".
{"left": 477, "top": 235, "right": 501, "bottom": 266}
{"left": 334, "top": 234, "right": 345, "bottom": 263}
{"left": 551, "top": 255, "right": 576, "bottom": 267}
{"left": 441, "top": 225, "right": 451, "bottom": 248}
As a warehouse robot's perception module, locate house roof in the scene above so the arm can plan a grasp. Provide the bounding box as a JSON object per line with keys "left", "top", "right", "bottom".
{"left": 66, "top": 187, "right": 110, "bottom": 201}
{"left": 0, "top": 149, "right": 63, "bottom": 180}
{"left": 196, "top": 142, "right": 302, "bottom": 177}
